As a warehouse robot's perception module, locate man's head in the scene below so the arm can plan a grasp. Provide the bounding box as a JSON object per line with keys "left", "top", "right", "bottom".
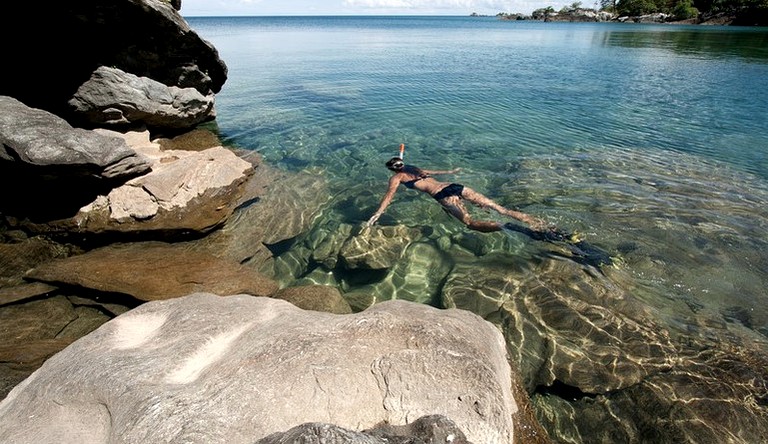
{"left": 386, "top": 157, "right": 404, "bottom": 171}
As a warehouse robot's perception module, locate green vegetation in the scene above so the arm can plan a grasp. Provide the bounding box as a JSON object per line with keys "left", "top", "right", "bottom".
{"left": 603, "top": 0, "right": 768, "bottom": 22}
{"left": 522, "top": 0, "right": 767, "bottom": 23}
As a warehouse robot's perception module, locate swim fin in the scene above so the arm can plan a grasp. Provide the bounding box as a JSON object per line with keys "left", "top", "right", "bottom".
{"left": 503, "top": 223, "right": 613, "bottom": 267}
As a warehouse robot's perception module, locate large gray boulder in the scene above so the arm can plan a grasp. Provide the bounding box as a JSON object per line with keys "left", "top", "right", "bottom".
{"left": 69, "top": 66, "right": 215, "bottom": 130}
{"left": 256, "top": 415, "right": 472, "bottom": 443}
{"left": 0, "top": 295, "right": 523, "bottom": 444}
{"left": 2, "top": 0, "right": 226, "bottom": 127}
{"left": 0, "top": 96, "right": 150, "bottom": 177}
{"left": 0, "top": 96, "right": 151, "bottom": 219}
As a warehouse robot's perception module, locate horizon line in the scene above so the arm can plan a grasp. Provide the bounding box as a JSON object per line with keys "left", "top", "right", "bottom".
{"left": 181, "top": 13, "right": 525, "bottom": 18}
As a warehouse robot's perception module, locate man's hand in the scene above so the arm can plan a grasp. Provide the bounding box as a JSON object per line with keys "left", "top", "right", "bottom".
{"left": 366, "top": 212, "right": 382, "bottom": 227}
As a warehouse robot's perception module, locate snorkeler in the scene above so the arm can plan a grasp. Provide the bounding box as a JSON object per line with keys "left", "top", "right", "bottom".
{"left": 366, "top": 145, "right": 614, "bottom": 267}
{"left": 366, "top": 154, "right": 547, "bottom": 232}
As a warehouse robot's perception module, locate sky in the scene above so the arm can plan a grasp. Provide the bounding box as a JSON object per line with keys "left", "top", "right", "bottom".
{"left": 180, "top": 0, "right": 578, "bottom": 17}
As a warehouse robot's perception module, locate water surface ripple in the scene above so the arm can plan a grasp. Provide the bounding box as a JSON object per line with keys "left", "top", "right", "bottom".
{"left": 188, "top": 16, "right": 768, "bottom": 444}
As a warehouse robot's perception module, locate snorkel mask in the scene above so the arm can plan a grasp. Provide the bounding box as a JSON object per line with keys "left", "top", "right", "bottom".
{"left": 386, "top": 157, "right": 404, "bottom": 171}
{"left": 385, "top": 143, "right": 406, "bottom": 171}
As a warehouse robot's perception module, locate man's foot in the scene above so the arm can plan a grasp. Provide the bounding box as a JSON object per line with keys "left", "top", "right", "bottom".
{"left": 526, "top": 217, "right": 549, "bottom": 231}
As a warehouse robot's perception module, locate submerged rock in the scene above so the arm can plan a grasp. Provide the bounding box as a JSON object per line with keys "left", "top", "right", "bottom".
{"left": 191, "top": 167, "right": 331, "bottom": 272}
{"left": 449, "top": 257, "right": 676, "bottom": 394}
{"left": 0, "top": 294, "right": 528, "bottom": 443}
{"left": 440, "top": 237, "right": 768, "bottom": 443}
{"left": 339, "top": 225, "right": 424, "bottom": 270}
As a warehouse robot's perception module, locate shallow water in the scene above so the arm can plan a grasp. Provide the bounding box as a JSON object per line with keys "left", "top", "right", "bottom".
{"left": 188, "top": 16, "right": 768, "bottom": 443}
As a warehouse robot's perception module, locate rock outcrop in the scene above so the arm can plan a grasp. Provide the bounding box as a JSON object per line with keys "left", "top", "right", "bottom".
{"left": 68, "top": 66, "right": 215, "bottom": 130}
{"left": 2, "top": 0, "right": 226, "bottom": 129}
{"left": 0, "top": 294, "right": 524, "bottom": 444}
{"left": 0, "top": 96, "right": 152, "bottom": 219}
{"left": 68, "top": 130, "right": 253, "bottom": 237}
{"left": 530, "top": 8, "right": 616, "bottom": 22}
{"left": 0, "top": 236, "right": 72, "bottom": 288}
{"left": 257, "top": 415, "right": 472, "bottom": 443}
{"left": 1, "top": 103, "right": 254, "bottom": 237}
{"left": 24, "top": 243, "right": 279, "bottom": 302}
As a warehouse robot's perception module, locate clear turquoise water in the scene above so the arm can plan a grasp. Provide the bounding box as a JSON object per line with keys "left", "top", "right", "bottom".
{"left": 189, "top": 16, "right": 768, "bottom": 179}
{"left": 187, "top": 16, "right": 768, "bottom": 441}
{"left": 187, "top": 15, "right": 768, "bottom": 306}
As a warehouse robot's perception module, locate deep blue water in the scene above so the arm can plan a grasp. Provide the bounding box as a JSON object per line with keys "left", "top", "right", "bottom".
{"left": 185, "top": 15, "right": 768, "bottom": 442}
{"left": 188, "top": 16, "right": 768, "bottom": 179}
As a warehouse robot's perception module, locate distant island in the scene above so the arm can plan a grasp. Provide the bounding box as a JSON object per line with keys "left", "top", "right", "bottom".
{"left": 471, "top": 0, "right": 768, "bottom": 26}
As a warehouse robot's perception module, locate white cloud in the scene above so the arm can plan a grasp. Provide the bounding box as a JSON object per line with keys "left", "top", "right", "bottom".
{"left": 343, "top": 0, "right": 513, "bottom": 10}
{"left": 180, "top": 0, "right": 567, "bottom": 16}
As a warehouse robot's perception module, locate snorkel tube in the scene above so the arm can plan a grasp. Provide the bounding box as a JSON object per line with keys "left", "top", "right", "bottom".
{"left": 398, "top": 143, "right": 405, "bottom": 160}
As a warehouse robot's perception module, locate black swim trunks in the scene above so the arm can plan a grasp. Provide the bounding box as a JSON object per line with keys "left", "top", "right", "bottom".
{"left": 432, "top": 183, "right": 464, "bottom": 201}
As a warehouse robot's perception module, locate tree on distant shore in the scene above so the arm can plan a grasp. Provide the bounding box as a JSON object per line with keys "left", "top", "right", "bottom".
{"left": 613, "top": 0, "right": 767, "bottom": 22}
{"left": 601, "top": 0, "right": 618, "bottom": 12}
{"left": 525, "top": 0, "right": 766, "bottom": 22}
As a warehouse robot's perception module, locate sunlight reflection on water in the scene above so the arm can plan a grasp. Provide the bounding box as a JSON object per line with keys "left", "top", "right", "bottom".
{"left": 189, "top": 16, "right": 768, "bottom": 443}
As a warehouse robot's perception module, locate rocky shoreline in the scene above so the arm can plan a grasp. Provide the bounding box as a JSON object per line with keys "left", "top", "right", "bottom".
{"left": 3, "top": 2, "right": 768, "bottom": 443}
{"left": 491, "top": 8, "right": 751, "bottom": 25}
{"left": 0, "top": 1, "right": 546, "bottom": 442}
